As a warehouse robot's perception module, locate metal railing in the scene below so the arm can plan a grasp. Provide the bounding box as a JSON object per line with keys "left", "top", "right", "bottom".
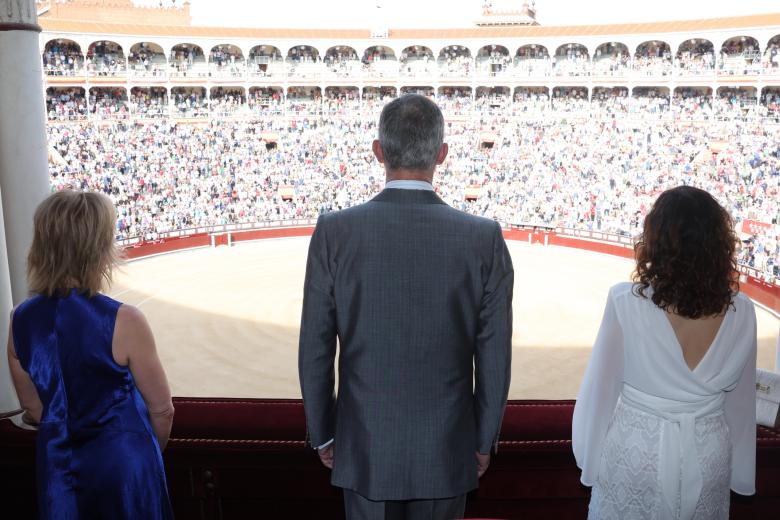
{"left": 39, "top": 55, "right": 780, "bottom": 81}
{"left": 0, "top": 409, "right": 24, "bottom": 421}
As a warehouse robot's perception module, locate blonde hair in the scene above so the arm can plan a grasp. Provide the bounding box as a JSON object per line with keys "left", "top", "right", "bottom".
{"left": 28, "top": 190, "right": 119, "bottom": 297}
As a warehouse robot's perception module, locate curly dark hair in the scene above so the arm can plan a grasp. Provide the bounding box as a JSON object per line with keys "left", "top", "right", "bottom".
{"left": 633, "top": 186, "right": 739, "bottom": 319}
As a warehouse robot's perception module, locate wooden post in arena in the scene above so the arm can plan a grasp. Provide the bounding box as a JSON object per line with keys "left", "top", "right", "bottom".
{"left": 776, "top": 326, "right": 780, "bottom": 372}
{"left": 0, "top": 0, "right": 50, "bottom": 421}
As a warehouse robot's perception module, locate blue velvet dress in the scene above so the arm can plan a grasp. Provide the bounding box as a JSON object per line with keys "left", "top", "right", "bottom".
{"left": 12, "top": 290, "right": 173, "bottom": 520}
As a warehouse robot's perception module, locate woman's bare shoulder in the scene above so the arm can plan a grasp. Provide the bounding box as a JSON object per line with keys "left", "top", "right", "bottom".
{"left": 113, "top": 304, "right": 154, "bottom": 365}
{"left": 116, "top": 303, "right": 146, "bottom": 326}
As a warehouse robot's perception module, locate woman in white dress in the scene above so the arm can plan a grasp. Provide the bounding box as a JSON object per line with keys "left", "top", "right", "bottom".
{"left": 573, "top": 186, "right": 757, "bottom": 520}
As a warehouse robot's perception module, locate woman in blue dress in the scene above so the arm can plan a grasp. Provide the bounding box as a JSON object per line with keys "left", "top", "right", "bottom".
{"left": 7, "top": 190, "right": 175, "bottom": 519}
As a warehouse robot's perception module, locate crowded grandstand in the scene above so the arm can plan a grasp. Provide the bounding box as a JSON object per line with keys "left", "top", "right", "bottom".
{"left": 40, "top": 8, "right": 780, "bottom": 281}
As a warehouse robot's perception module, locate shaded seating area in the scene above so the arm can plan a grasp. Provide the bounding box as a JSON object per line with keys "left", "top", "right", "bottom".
{"left": 1, "top": 398, "right": 778, "bottom": 518}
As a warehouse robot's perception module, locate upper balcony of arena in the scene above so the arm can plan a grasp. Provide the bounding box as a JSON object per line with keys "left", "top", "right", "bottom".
{"left": 37, "top": 2, "right": 780, "bottom": 84}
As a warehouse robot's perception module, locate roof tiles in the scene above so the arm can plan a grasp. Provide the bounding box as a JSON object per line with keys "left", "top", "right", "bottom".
{"left": 39, "top": 12, "right": 780, "bottom": 39}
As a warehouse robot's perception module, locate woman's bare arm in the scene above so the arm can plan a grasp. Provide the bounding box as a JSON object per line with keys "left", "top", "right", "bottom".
{"left": 113, "top": 305, "right": 174, "bottom": 450}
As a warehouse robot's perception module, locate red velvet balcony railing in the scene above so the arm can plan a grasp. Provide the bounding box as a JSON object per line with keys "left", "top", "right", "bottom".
{"left": 1, "top": 399, "right": 778, "bottom": 519}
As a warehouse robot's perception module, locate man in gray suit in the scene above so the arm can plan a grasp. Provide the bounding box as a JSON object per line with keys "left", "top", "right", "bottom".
{"left": 299, "top": 94, "right": 513, "bottom": 520}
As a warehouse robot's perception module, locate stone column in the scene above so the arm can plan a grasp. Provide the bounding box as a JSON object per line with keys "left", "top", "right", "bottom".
{"left": 0, "top": 196, "right": 17, "bottom": 417}
{"left": 0, "top": 0, "right": 50, "bottom": 421}
{"left": 0, "top": 0, "right": 50, "bottom": 303}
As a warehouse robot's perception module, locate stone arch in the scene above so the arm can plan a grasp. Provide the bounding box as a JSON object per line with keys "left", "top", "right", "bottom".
{"left": 286, "top": 45, "right": 321, "bottom": 62}
{"left": 363, "top": 46, "right": 397, "bottom": 63}
{"left": 42, "top": 38, "right": 84, "bottom": 75}
{"left": 45, "top": 87, "right": 87, "bottom": 120}
{"left": 593, "top": 42, "right": 629, "bottom": 61}
{"left": 129, "top": 87, "right": 169, "bottom": 118}
{"left": 325, "top": 46, "right": 359, "bottom": 61}
{"left": 516, "top": 44, "right": 549, "bottom": 60}
{"left": 676, "top": 39, "right": 715, "bottom": 72}
{"left": 765, "top": 34, "right": 780, "bottom": 68}
{"left": 128, "top": 42, "right": 167, "bottom": 77}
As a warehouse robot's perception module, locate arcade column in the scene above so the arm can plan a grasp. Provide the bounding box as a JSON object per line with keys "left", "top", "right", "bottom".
{"left": 0, "top": 0, "right": 50, "bottom": 419}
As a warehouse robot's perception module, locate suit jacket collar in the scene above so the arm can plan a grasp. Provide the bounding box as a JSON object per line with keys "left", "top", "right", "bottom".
{"left": 371, "top": 188, "right": 447, "bottom": 205}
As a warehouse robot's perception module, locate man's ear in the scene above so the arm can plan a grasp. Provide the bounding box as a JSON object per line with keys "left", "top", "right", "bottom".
{"left": 436, "top": 143, "right": 449, "bottom": 165}
{"left": 372, "top": 140, "right": 385, "bottom": 164}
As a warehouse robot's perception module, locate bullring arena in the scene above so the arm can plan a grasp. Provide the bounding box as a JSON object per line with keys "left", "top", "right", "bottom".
{"left": 109, "top": 225, "right": 780, "bottom": 400}
{"left": 2, "top": 1, "right": 780, "bottom": 517}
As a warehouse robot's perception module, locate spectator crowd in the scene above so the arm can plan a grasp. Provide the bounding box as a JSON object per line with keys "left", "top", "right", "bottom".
{"left": 41, "top": 36, "right": 780, "bottom": 79}
{"left": 46, "top": 98, "right": 779, "bottom": 280}
{"left": 43, "top": 86, "right": 780, "bottom": 122}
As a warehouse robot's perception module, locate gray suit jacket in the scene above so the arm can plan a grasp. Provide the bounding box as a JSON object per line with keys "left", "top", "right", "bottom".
{"left": 298, "top": 188, "right": 513, "bottom": 501}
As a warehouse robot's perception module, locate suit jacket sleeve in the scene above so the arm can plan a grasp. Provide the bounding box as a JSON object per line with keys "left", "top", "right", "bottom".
{"left": 474, "top": 222, "right": 514, "bottom": 454}
{"left": 298, "top": 215, "right": 338, "bottom": 448}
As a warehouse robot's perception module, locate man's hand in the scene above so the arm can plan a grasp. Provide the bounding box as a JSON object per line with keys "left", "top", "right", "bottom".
{"left": 476, "top": 451, "right": 491, "bottom": 478}
{"left": 318, "top": 444, "right": 334, "bottom": 469}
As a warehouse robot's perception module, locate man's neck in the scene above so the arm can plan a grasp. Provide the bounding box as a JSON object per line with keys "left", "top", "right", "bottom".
{"left": 385, "top": 169, "right": 434, "bottom": 184}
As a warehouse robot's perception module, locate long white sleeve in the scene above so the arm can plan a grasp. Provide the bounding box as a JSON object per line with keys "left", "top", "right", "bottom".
{"left": 723, "top": 306, "right": 757, "bottom": 496}
{"left": 572, "top": 288, "right": 625, "bottom": 486}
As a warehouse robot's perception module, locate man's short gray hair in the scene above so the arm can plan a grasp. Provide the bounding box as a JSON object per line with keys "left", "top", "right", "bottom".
{"left": 378, "top": 94, "right": 444, "bottom": 172}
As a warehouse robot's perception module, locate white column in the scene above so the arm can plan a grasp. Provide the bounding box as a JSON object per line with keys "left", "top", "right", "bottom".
{"left": 0, "top": 0, "right": 50, "bottom": 421}
{"left": 0, "top": 0, "right": 50, "bottom": 304}
{"left": 0, "top": 196, "right": 19, "bottom": 417}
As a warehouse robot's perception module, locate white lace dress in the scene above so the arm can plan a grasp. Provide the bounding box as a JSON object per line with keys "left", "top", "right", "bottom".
{"left": 572, "top": 283, "right": 757, "bottom": 520}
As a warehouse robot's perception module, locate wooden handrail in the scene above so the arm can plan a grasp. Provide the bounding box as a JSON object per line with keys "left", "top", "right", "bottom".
{"left": 0, "top": 409, "right": 24, "bottom": 421}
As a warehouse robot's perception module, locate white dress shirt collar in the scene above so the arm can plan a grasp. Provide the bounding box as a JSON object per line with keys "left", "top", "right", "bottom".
{"left": 385, "top": 180, "right": 434, "bottom": 191}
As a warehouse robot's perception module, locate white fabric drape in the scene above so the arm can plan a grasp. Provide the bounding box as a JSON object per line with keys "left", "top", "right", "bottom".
{"left": 573, "top": 282, "right": 757, "bottom": 520}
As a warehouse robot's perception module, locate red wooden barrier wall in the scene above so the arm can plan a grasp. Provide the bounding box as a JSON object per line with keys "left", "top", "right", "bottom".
{"left": 120, "top": 225, "right": 780, "bottom": 317}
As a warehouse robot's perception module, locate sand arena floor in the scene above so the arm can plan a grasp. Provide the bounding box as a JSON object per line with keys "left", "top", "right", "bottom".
{"left": 107, "top": 238, "right": 779, "bottom": 400}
